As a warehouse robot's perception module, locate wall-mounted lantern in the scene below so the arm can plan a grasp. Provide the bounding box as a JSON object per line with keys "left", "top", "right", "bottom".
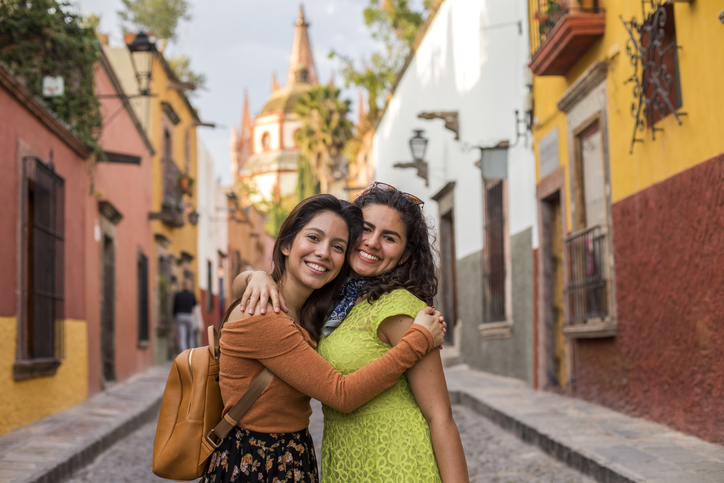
{"left": 476, "top": 142, "right": 509, "bottom": 179}
{"left": 127, "top": 31, "right": 156, "bottom": 97}
{"left": 394, "top": 130, "right": 429, "bottom": 186}
{"left": 187, "top": 210, "right": 199, "bottom": 226}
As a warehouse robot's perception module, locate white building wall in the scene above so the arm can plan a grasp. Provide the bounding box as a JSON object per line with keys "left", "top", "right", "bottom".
{"left": 372, "top": 0, "right": 538, "bottom": 259}
{"left": 253, "top": 115, "right": 281, "bottom": 153}
{"left": 282, "top": 115, "right": 302, "bottom": 149}
{"left": 197, "top": 140, "right": 222, "bottom": 297}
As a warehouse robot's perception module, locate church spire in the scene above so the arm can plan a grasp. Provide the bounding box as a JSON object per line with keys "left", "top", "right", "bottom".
{"left": 271, "top": 71, "right": 280, "bottom": 93}
{"left": 286, "top": 4, "right": 318, "bottom": 87}
{"left": 241, "top": 90, "right": 252, "bottom": 138}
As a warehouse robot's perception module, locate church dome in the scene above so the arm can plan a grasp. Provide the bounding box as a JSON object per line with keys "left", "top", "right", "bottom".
{"left": 260, "top": 82, "right": 313, "bottom": 115}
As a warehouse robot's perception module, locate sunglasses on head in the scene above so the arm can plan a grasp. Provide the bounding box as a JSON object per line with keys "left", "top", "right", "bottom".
{"left": 372, "top": 182, "right": 424, "bottom": 208}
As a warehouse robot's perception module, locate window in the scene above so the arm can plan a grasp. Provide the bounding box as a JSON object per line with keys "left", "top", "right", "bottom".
{"left": 642, "top": 4, "right": 682, "bottom": 127}
{"left": 261, "top": 132, "right": 271, "bottom": 151}
{"left": 138, "top": 252, "right": 150, "bottom": 344}
{"left": 567, "top": 119, "right": 610, "bottom": 324}
{"left": 15, "top": 157, "right": 65, "bottom": 379}
{"left": 483, "top": 179, "right": 507, "bottom": 323}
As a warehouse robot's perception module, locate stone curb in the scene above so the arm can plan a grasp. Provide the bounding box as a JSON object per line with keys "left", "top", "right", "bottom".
{"left": 29, "top": 398, "right": 163, "bottom": 483}
{"left": 449, "top": 389, "right": 642, "bottom": 483}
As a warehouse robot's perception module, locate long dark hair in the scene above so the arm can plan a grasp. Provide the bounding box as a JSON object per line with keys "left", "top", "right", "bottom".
{"left": 271, "top": 194, "right": 363, "bottom": 341}
{"left": 354, "top": 187, "right": 437, "bottom": 305}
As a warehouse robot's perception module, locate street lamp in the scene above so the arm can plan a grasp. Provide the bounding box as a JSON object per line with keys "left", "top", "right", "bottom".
{"left": 188, "top": 210, "right": 199, "bottom": 226}
{"left": 127, "top": 31, "right": 156, "bottom": 97}
{"left": 409, "top": 129, "right": 428, "bottom": 161}
{"left": 394, "top": 130, "right": 429, "bottom": 186}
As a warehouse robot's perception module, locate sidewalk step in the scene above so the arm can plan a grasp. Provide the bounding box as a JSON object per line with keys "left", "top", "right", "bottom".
{"left": 445, "top": 365, "right": 724, "bottom": 483}
{"left": 0, "top": 364, "right": 170, "bottom": 483}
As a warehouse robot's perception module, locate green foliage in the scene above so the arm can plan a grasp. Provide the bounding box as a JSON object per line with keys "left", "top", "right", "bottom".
{"left": 330, "top": 0, "right": 430, "bottom": 121}
{"left": 294, "top": 85, "right": 353, "bottom": 193}
{"left": 118, "top": 0, "right": 190, "bottom": 41}
{"left": 168, "top": 54, "right": 206, "bottom": 92}
{"left": 296, "top": 155, "right": 321, "bottom": 202}
{"left": 0, "top": 0, "right": 102, "bottom": 150}
{"left": 261, "top": 188, "right": 296, "bottom": 238}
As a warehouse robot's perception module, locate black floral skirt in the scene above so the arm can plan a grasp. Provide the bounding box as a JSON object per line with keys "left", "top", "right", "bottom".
{"left": 200, "top": 427, "right": 319, "bottom": 483}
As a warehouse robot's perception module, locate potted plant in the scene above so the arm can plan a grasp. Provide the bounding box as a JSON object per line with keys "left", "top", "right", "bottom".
{"left": 178, "top": 172, "right": 195, "bottom": 195}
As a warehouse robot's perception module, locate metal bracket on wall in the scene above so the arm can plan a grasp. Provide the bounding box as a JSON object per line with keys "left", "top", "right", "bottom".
{"left": 417, "top": 111, "right": 459, "bottom": 140}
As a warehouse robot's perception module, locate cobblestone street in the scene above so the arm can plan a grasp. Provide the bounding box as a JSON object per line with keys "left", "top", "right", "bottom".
{"left": 67, "top": 399, "right": 592, "bottom": 482}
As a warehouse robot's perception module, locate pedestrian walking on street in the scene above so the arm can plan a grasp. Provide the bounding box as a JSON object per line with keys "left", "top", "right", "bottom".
{"left": 202, "top": 194, "right": 445, "bottom": 483}
{"left": 173, "top": 279, "right": 197, "bottom": 353}
{"left": 236, "top": 183, "right": 469, "bottom": 483}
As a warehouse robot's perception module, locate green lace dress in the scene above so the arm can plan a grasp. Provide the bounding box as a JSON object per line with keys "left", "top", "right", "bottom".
{"left": 317, "top": 289, "right": 441, "bottom": 482}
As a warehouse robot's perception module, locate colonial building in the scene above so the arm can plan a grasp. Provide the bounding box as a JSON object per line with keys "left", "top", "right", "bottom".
{"left": 527, "top": 0, "right": 724, "bottom": 444}
{"left": 369, "top": 0, "right": 538, "bottom": 383}
{"left": 230, "top": 5, "right": 319, "bottom": 203}
{"left": 105, "top": 35, "right": 209, "bottom": 362}
{"left": 88, "top": 47, "right": 156, "bottom": 395}
{"left": 0, "top": 63, "right": 92, "bottom": 436}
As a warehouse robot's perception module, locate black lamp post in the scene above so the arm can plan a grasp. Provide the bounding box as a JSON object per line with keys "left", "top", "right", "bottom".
{"left": 127, "top": 31, "right": 156, "bottom": 97}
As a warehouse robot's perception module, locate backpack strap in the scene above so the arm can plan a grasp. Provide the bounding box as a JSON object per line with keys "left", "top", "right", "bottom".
{"left": 205, "top": 368, "right": 274, "bottom": 448}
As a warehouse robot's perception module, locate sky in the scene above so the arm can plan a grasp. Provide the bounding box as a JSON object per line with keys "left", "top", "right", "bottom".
{"left": 72, "top": 0, "right": 387, "bottom": 185}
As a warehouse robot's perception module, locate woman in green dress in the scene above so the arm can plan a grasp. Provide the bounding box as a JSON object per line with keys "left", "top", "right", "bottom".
{"left": 235, "top": 184, "right": 468, "bottom": 482}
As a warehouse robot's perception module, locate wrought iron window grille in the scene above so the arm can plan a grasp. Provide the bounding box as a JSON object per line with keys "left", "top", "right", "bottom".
{"left": 621, "top": 1, "right": 687, "bottom": 153}
{"left": 564, "top": 225, "right": 608, "bottom": 325}
{"left": 483, "top": 179, "right": 507, "bottom": 323}
{"left": 19, "top": 156, "right": 65, "bottom": 364}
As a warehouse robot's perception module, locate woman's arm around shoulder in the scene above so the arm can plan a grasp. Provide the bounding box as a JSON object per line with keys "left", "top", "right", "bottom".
{"left": 379, "top": 313, "right": 469, "bottom": 483}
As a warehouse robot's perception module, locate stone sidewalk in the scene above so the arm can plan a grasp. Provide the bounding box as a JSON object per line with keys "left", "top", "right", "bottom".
{"left": 0, "top": 364, "right": 170, "bottom": 483}
{"left": 445, "top": 365, "right": 724, "bottom": 483}
{"left": 1, "top": 361, "right": 723, "bottom": 483}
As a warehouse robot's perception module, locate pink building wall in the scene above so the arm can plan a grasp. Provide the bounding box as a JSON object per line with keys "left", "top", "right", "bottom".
{"left": 85, "top": 62, "right": 155, "bottom": 395}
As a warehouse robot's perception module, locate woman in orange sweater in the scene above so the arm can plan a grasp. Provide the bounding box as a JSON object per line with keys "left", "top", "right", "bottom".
{"left": 201, "top": 194, "right": 444, "bottom": 483}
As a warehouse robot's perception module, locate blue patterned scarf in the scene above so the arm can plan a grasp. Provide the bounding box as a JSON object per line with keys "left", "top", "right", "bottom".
{"left": 322, "top": 277, "right": 368, "bottom": 337}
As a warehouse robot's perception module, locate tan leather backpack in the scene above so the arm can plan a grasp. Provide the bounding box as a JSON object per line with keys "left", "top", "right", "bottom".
{"left": 152, "top": 324, "right": 273, "bottom": 480}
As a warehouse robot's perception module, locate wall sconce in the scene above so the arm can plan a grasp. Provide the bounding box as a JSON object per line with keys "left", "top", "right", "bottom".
{"left": 393, "top": 130, "right": 429, "bottom": 186}
{"left": 99, "top": 31, "right": 156, "bottom": 99}
{"left": 476, "top": 141, "right": 509, "bottom": 179}
{"left": 188, "top": 210, "right": 199, "bottom": 226}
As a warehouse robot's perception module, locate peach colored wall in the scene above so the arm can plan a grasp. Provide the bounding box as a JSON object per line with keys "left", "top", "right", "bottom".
{"left": 88, "top": 64, "right": 155, "bottom": 394}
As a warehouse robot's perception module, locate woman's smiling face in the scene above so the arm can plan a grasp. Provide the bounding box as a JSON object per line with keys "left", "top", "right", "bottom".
{"left": 348, "top": 204, "right": 408, "bottom": 278}
{"left": 282, "top": 211, "right": 349, "bottom": 291}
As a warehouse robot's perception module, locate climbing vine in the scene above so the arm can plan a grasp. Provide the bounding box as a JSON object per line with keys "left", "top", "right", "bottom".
{"left": 0, "top": 0, "right": 102, "bottom": 151}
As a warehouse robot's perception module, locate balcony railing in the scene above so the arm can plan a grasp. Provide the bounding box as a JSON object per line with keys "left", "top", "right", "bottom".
{"left": 149, "top": 157, "right": 185, "bottom": 227}
{"left": 564, "top": 225, "right": 608, "bottom": 325}
{"left": 529, "top": 0, "right": 605, "bottom": 76}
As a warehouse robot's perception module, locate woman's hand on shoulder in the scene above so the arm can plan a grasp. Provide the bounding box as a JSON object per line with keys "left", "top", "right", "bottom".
{"left": 236, "top": 271, "right": 287, "bottom": 315}
{"left": 412, "top": 307, "right": 446, "bottom": 348}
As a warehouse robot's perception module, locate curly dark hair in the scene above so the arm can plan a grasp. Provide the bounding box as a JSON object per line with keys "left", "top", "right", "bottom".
{"left": 270, "top": 194, "right": 363, "bottom": 341}
{"left": 353, "top": 187, "right": 438, "bottom": 305}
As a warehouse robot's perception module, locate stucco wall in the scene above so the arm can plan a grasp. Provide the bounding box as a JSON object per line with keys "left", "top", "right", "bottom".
{"left": 575, "top": 153, "right": 724, "bottom": 444}
{"left": 461, "top": 229, "right": 534, "bottom": 383}
{"left": 0, "top": 318, "right": 88, "bottom": 436}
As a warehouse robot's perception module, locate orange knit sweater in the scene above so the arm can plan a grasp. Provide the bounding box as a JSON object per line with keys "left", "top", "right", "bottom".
{"left": 219, "top": 312, "right": 434, "bottom": 433}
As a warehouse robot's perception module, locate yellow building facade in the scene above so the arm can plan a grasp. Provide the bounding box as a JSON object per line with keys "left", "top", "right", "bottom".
{"left": 528, "top": 0, "right": 724, "bottom": 444}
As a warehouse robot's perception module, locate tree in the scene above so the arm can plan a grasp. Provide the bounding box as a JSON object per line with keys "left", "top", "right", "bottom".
{"left": 117, "top": 0, "right": 190, "bottom": 42}
{"left": 167, "top": 54, "right": 206, "bottom": 92}
{"left": 294, "top": 85, "right": 354, "bottom": 194}
{"left": 331, "top": 0, "right": 431, "bottom": 122}
{"left": 296, "top": 155, "right": 320, "bottom": 202}
{"left": 0, "top": 0, "right": 102, "bottom": 150}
